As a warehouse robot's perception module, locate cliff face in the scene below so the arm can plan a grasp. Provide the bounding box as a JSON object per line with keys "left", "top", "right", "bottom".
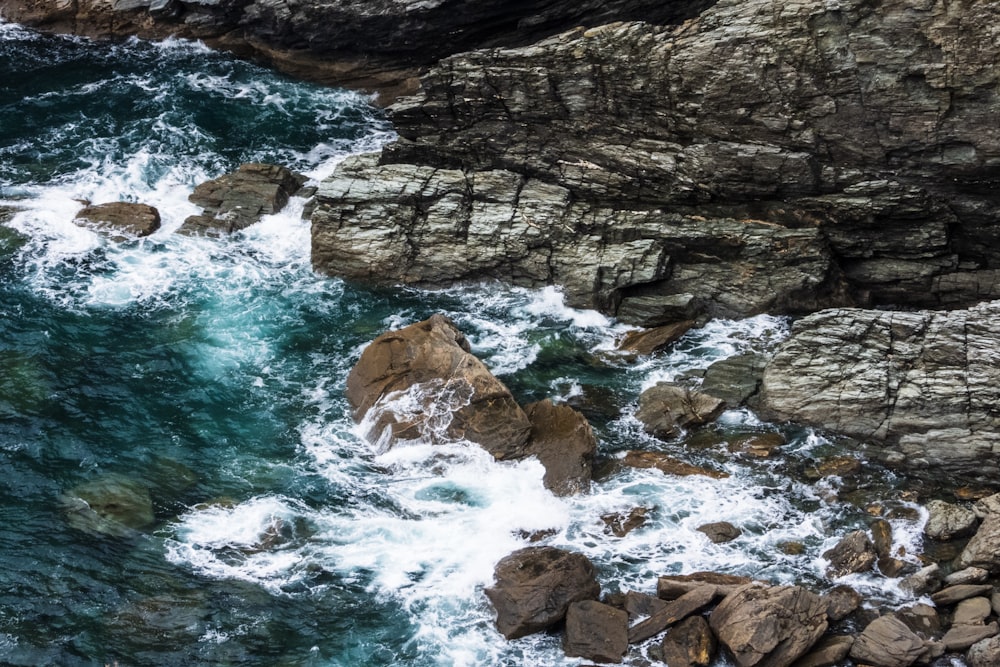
{"left": 312, "top": 0, "right": 1000, "bottom": 321}
{"left": 0, "top": 0, "right": 712, "bottom": 97}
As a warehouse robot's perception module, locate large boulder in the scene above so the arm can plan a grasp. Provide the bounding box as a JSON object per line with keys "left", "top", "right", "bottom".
{"left": 484, "top": 546, "right": 601, "bottom": 640}
{"left": 758, "top": 303, "right": 1000, "bottom": 483}
{"left": 708, "top": 583, "right": 828, "bottom": 667}
{"left": 522, "top": 399, "right": 596, "bottom": 496}
{"left": 635, "top": 383, "right": 726, "bottom": 440}
{"left": 849, "top": 616, "right": 927, "bottom": 667}
{"left": 345, "top": 314, "right": 532, "bottom": 459}
{"left": 74, "top": 202, "right": 161, "bottom": 241}
{"left": 563, "top": 600, "right": 628, "bottom": 663}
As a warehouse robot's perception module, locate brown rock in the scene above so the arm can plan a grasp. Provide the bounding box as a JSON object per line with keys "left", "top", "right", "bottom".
{"left": 602, "top": 507, "right": 650, "bottom": 538}
{"left": 618, "top": 321, "right": 695, "bottom": 356}
{"left": 803, "top": 456, "right": 862, "bottom": 480}
{"left": 958, "top": 513, "right": 1000, "bottom": 572}
{"left": 894, "top": 604, "right": 941, "bottom": 639}
{"left": 709, "top": 583, "right": 828, "bottom": 667}
{"left": 622, "top": 451, "right": 728, "bottom": 480}
{"left": 628, "top": 584, "right": 719, "bottom": 644}
{"left": 624, "top": 591, "right": 669, "bottom": 620}
{"left": 345, "top": 314, "right": 531, "bottom": 459}
{"left": 953, "top": 597, "right": 993, "bottom": 627}
{"left": 870, "top": 519, "right": 893, "bottom": 559}
{"left": 944, "top": 567, "right": 990, "bottom": 586}
{"left": 790, "top": 635, "right": 854, "bottom": 667}
{"left": 696, "top": 521, "right": 741, "bottom": 544}
{"left": 823, "top": 585, "right": 861, "bottom": 622}
{"left": 931, "top": 584, "right": 994, "bottom": 607}
{"left": 635, "top": 383, "right": 726, "bottom": 440}
{"left": 657, "top": 573, "right": 752, "bottom": 600}
{"left": 661, "top": 615, "right": 717, "bottom": 667}
{"left": 942, "top": 622, "right": 999, "bottom": 652}
{"left": 484, "top": 546, "right": 600, "bottom": 640}
{"left": 900, "top": 564, "right": 943, "bottom": 596}
{"left": 726, "top": 433, "right": 786, "bottom": 459}
{"left": 74, "top": 202, "right": 160, "bottom": 241}
{"left": 822, "top": 530, "right": 876, "bottom": 578}
{"left": 523, "top": 399, "right": 596, "bottom": 496}
{"left": 563, "top": 600, "right": 628, "bottom": 663}
{"left": 850, "top": 616, "right": 926, "bottom": 667}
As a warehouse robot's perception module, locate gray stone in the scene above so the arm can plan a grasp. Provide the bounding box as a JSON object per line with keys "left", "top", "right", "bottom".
{"left": 945, "top": 567, "right": 991, "bottom": 587}
{"left": 942, "top": 622, "right": 999, "bottom": 652}
{"left": 959, "top": 514, "right": 1000, "bottom": 572}
{"left": 969, "top": 635, "right": 1000, "bottom": 667}
{"left": 701, "top": 353, "right": 768, "bottom": 408}
{"left": 953, "top": 597, "right": 993, "bottom": 627}
{"left": 975, "top": 494, "right": 1000, "bottom": 519}
{"left": 931, "top": 585, "right": 994, "bottom": 607}
{"left": 924, "top": 499, "right": 979, "bottom": 540}
{"left": 900, "top": 564, "right": 943, "bottom": 596}
{"left": 894, "top": 604, "right": 941, "bottom": 639}
{"left": 850, "top": 616, "right": 926, "bottom": 667}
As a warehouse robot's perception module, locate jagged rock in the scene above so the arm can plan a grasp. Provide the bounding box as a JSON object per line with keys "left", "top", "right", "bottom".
{"left": 791, "top": 635, "right": 854, "bottom": 667}
{"left": 618, "top": 321, "right": 695, "bottom": 356}
{"left": 60, "top": 474, "right": 155, "bottom": 537}
{"left": 850, "top": 616, "right": 926, "bottom": 667}
{"left": 700, "top": 353, "right": 768, "bottom": 408}
{"left": 696, "top": 521, "right": 741, "bottom": 544}
{"left": 484, "top": 546, "right": 600, "bottom": 640}
{"left": 870, "top": 519, "right": 893, "bottom": 559}
{"left": 628, "top": 584, "right": 719, "bottom": 644}
{"left": 709, "top": 583, "right": 828, "bottom": 667}
{"left": 657, "top": 573, "right": 752, "bottom": 601}
{"left": 178, "top": 163, "right": 306, "bottom": 236}
{"left": 661, "top": 615, "right": 717, "bottom": 667}
{"left": 969, "top": 636, "right": 1000, "bottom": 667}
{"left": 563, "top": 600, "right": 628, "bottom": 663}
{"left": 602, "top": 507, "right": 650, "bottom": 538}
{"left": 925, "top": 499, "right": 979, "bottom": 540}
{"left": 621, "top": 451, "right": 729, "bottom": 480}
{"left": 74, "top": 202, "right": 160, "bottom": 241}
{"left": 958, "top": 514, "right": 1000, "bottom": 573}
{"left": 522, "top": 399, "right": 596, "bottom": 496}
{"left": 636, "top": 383, "right": 726, "bottom": 440}
{"left": 345, "top": 314, "right": 531, "bottom": 459}
{"left": 945, "top": 567, "right": 990, "bottom": 587}
{"left": 822, "top": 530, "right": 877, "bottom": 578}
{"left": 931, "top": 585, "right": 994, "bottom": 607}
{"left": 823, "top": 585, "right": 861, "bottom": 622}
{"left": 943, "top": 623, "right": 1000, "bottom": 652}
{"left": 759, "top": 303, "right": 1000, "bottom": 483}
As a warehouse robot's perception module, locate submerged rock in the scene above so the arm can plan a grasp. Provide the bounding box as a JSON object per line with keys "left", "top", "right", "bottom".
{"left": 621, "top": 451, "right": 729, "bottom": 480}
{"left": 61, "top": 474, "right": 155, "bottom": 537}
{"left": 696, "top": 521, "right": 741, "bottom": 544}
{"left": 601, "top": 507, "right": 650, "bottom": 538}
{"left": 74, "top": 201, "right": 161, "bottom": 241}
{"left": 485, "top": 546, "right": 600, "bottom": 640}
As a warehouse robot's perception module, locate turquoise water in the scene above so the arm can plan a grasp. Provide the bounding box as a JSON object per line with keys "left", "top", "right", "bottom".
{"left": 1, "top": 23, "right": 928, "bottom": 667}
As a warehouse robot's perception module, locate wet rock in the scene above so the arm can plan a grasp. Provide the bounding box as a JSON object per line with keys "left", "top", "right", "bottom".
{"left": 822, "top": 530, "right": 877, "bottom": 578}
{"left": 617, "top": 321, "right": 695, "bottom": 357}
{"left": 179, "top": 163, "right": 306, "bottom": 236}
{"left": 696, "top": 521, "right": 741, "bottom": 544}
{"left": 823, "top": 585, "right": 861, "bottom": 622}
{"left": 661, "top": 615, "right": 716, "bottom": 667}
{"left": 621, "top": 451, "right": 729, "bottom": 480}
{"left": 623, "top": 591, "right": 668, "bottom": 620}
{"left": 602, "top": 507, "right": 650, "bottom": 538}
{"left": 791, "top": 635, "right": 854, "bottom": 667}
{"left": 958, "top": 514, "right": 1000, "bottom": 572}
{"left": 943, "top": 622, "right": 1000, "bottom": 652}
{"left": 61, "top": 474, "right": 155, "bottom": 537}
{"left": 901, "top": 564, "right": 943, "bottom": 596}
{"left": 759, "top": 304, "right": 1000, "bottom": 483}
{"left": 850, "top": 616, "right": 927, "bottom": 667}
{"left": 945, "top": 567, "right": 991, "bottom": 587}
{"left": 778, "top": 541, "right": 806, "bottom": 556}
{"left": 346, "top": 314, "right": 531, "bottom": 459}
{"left": 628, "top": 584, "right": 719, "bottom": 644}
{"left": 523, "top": 399, "right": 596, "bottom": 496}
{"left": 924, "top": 499, "right": 979, "bottom": 540}
{"left": 870, "top": 519, "right": 893, "bottom": 560}
{"left": 726, "top": 433, "right": 786, "bottom": 459}
{"left": 969, "top": 636, "right": 1000, "bottom": 667}
{"left": 657, "top": 573, "right": 752, "bottom": 601}
{"left": 700, "top": 353, "right": 768, "bottom": 408}
{"left": 485, "top": 546, "right": 600, "bottom": 640}
{"left": 931, "top": 585, "right": 994, "bottom": 606}
{"left": 803, "top": 456, "right": 863, "bottom": 481}
{"left": 563, "top": 600, "right": 628, "bottom": 663}
{"left": 709, "top": 583, "right": 828, "bottom": 667}
{"left": 74, "top": 201, "right": 160, "bottom": 241}
{"left": 635, "top": 383, "right": 726, "bottom": 440}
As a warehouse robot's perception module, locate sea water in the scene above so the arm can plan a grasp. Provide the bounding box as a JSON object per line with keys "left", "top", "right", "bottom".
{"left": 0, "top": 22, "right": 930, "bottom": 666}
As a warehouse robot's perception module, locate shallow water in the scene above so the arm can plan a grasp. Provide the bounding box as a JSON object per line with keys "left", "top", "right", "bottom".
{"left": 0, "top": 22, "right": 931, "bottom": 666}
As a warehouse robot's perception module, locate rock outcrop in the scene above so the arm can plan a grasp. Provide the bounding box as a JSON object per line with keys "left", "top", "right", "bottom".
{"left": 758, "top": 302, "right": 1000, "bottom": 482}
{"left": 74, "top": 202, "right": 161, "bottom": 241}
{"left": 522, "top": 399, "right": 596, "bottom": 496}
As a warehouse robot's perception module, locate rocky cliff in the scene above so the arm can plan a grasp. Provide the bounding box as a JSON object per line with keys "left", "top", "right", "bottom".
{"left": 312, "top": 0, "right": 1000, "bottom": 322}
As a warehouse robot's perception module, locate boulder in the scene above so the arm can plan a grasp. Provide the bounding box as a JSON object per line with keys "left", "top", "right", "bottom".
{"left": 635, "top": 383, "right": 726, "bottom": 440}
{"left": 179, "top": 163, "right": 306, "bottom": 236}
{"left": 759, "top": 303, "right": 1000, "bottom": 483}
{"left": 975, "top": 493, "right": 1000, "bottom": 519}
{"left": 709, "top": 583, "right": 828, "bottom": 667}
{"left": 900, "top": 564, "right": 943, "bottom": 596}
{"left": 657, "top": 573, "right": 752, "bottom": 601}
{"left": 617, "top": 321, "right": 695, "bottom": 356}
{"left": 60, "top": 474, "right": 155, "bottom": 537}
{"left": 345, "top": 314, "right": 532, "bottom": 459}
{"left": 791, "top": 635, "right": 854, "bottom": 667}
{"left": 850, "top": 616, "right": 927, "bottom": 667}
{"left": 522, "top": 399, "right": 596, "bottom": 496}
{"left": 958, "top": 514, "right": 1000, "bottom": 572}
{"left": 870, "top": 519, "right": 893, "bottom": 560}
{"left": 942, "top": 623, "right": 999, "bottom": 652}
{"left": 970, "top": 636, "right": 1000, "bottom": 667}
{"left": 924, "top": 499, "right": 979, "bottom": 540}
{"left": 822, "top": 585, "right": 861, "bottom": 622}
{"left": 822, "top": 530, "right": 877, "bottom": 578}
{"left": 563, "top": 600, "right": 628, "bottom": 663}
{"left": 953, "top": 597, "right": 993, "bottom": 627}
{"left": 623, "top": 591, "right": 668, "bottom": 620}
{"left": 945, "top": 567, "right": 990, "bottom": 587}
{"left": 74, "top": 202, "right": 160, "bottom": 241}
{"left": 700, "top": 353, "right": 768, "bottom": 408}
{"left": 894, "top": 604, "right": 941, "bottom": 639}
{"left": 931, "top": 585, "right": 994, "bottom": 607}
{"left": 661, "top": 615, "right": 717, "bottom": 667}
{"left": 696, "top": 521, "right": 741, "bottom": 544}
{"left": 628, "top": 584, "right": 719, "bottom": 645}
{"left": 484, "top": 546, "right": 600, "bottom": 640}
{"left": 621, "top": 451, "right": 729, "bottom": 480}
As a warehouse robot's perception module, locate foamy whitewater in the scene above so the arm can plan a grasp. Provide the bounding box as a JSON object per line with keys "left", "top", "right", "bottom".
{"left": 0, "top": 21, "right": 931, "bottom": 667}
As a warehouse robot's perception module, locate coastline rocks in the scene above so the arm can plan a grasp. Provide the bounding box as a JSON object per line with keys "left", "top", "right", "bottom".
{"left": 523, "top": 399, "right": 597, "bottom": 496}
{"left": 957, "top": 514, "right": 1000, "bottom": 573}
{"left": 708, "top": 583, "right": 828, "bottom": 667}
{"left": 178, "top": 163, "right": 306, "bottom": 236}
{"left": 617, "top": 320, "right": 695, "bottom": 357}
{"left": 635, "top": 383, "right": 725, "bottom": 440}
{"left": 758, "top": 302, "right": 1000, "bottom": 482}
{"left": 621, "top": 450, "right": 729, "bottom": 480}
{"left": 484, "top": 546, "right": 600, "bottom": 640}
{"left": 696, "top": 521, "right": 741, "bottom": 544}
{"left": 346, "top": 314, "right": 531, "bottom": 459}
{"left": 700, "top": 353, "right": 768, "bottom": 408}
{"left": 822, "top": 530, "right": 877, "bottom": 578}
{"left": 74, "top": 202, "right": 161, "bottom": 241}
{"left": 563, "top": 600, "right": 628, "bottom": 663}
{"left": 924, "top": 499, "right": 979, "bottom": 540}
{"left": 849, "top": 616, "right": 927, "bottom": 667}
{"left": 661, "top": 615, "right": 716, "bottom": 667}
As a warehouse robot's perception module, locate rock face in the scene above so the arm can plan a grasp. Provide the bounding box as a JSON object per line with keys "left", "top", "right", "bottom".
{"left": 759, "top": 302, "right": 1000, "bottom": 482}
{"left": 310, "top": 0, "right": 1000, "bottom": 320}
{"left": 346, "top": 314, "right": 531, "bottom": 458}
{"left": 179, "top": 163, "right": 306, "bottom": 236}
{"left": 708, "top": 583, "right": 828, "bottom": 667}
{"left": 74, "top": 202, "right": 161, "bottom": 241}
{"left": 484, "top": 546, "right": 600, "bottom": 640}
{"left": 522, "top": 399, "right": 596, "bottom": 496}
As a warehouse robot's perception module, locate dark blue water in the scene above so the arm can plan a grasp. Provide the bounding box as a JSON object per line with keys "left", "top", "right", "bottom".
{"left": 0, "top": 21, "right": 926, "bottom": 667}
